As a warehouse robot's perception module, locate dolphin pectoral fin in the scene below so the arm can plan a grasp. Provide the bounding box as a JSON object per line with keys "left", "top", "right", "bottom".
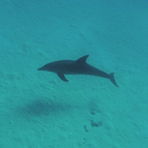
{"left": 57, "top": 73, "right": 68, "bottom": 82}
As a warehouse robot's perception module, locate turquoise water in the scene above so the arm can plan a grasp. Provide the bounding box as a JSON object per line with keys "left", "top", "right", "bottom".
{"left": 0, "top": 0, "right": 148, "bottom": 147}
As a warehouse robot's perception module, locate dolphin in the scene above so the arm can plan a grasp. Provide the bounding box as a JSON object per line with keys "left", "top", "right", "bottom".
{"left": 38, "top": 55, "right": 119, "bottom": 87}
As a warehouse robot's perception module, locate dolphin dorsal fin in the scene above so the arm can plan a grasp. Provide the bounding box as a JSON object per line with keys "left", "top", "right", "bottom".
{"left": 76, "top": 55, "right": 89, "bottom": 64}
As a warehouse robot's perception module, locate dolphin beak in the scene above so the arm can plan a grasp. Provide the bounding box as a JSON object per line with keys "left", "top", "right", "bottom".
{"left": 37, "top": 67, "right": 43, "bottom": 71}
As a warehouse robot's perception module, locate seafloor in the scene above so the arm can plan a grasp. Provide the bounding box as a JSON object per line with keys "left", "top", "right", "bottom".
{"left": 0, "top": 0, "right": 148, "bottom": 148}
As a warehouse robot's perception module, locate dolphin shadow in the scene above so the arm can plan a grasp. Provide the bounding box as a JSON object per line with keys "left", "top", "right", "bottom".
{"left": 18, "top": 98, "right": 73, "bottom": 118}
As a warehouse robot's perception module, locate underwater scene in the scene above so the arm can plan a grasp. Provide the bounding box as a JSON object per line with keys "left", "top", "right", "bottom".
{"left": 0, "top": 0, "right": 148, "bottom": 147}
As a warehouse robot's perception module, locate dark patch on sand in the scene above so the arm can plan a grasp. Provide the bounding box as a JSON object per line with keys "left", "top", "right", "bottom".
{"left": 18, "top": 99, "right": 73, "bottom": 117}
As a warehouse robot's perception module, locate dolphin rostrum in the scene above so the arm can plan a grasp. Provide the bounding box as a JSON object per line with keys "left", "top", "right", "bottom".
{"left": 38, "top": 55, "right": 119, "bottom": 87}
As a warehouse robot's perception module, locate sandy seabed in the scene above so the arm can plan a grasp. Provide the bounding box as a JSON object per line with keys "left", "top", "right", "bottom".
{"left": 0, "top": 0, "right": 148, "bottom": 148}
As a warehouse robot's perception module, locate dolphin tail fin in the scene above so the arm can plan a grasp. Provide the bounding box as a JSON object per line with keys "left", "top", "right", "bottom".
{"left": 109, "top": 73, "right": 119, "bottom": 87}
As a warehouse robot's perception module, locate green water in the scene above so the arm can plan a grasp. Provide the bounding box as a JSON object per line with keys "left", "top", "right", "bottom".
{"left": 0, "top": 0, "right": 148, "bottom": 147}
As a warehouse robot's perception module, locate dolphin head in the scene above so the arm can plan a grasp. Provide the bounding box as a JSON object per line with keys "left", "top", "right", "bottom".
{"left": 38, "top": 63, "right": 53, "bottom": 71}
{"left": 38, "top": 62, "right": 62, "bottom": 73}
{"left": 38, "top": 66, "right": 46, "bottom": 71}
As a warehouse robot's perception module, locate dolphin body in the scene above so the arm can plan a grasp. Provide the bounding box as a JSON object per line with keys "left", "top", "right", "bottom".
{"left": 38, "top": 55, "right": 118, "bottom": 87}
